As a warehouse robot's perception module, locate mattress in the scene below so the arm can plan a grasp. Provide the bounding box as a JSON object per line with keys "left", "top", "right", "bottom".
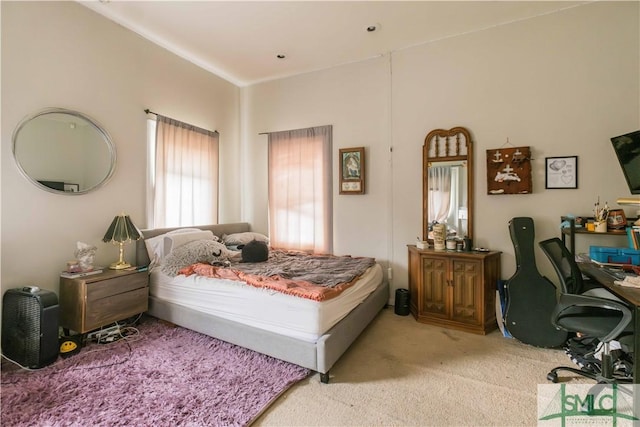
{"left": 149, "top": 262, "right": 383, "bottom": 342}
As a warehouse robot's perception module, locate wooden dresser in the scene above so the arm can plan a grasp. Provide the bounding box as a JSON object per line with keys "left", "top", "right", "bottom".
{"left": 407, "top": 245, "right": 501, "bottom": 335}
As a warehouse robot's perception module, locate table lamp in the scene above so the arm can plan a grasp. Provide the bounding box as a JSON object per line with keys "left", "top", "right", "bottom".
{"left": 102, "top": 213, "right": 141, "bottom": 269}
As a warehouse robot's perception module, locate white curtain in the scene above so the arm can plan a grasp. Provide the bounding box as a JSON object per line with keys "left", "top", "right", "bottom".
{"left": 428, "top": 166, "right": 452, "bottom": 225}
{"left": 268, "top": 125, "right": 332, "bottom": 253}
{"left": 152, "top": 115, "right": 219, "bottom": 228}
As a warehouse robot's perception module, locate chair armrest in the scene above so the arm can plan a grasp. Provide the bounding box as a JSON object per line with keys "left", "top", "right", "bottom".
{"left": 556, "top": 293, "right": 633, "bottom": 343}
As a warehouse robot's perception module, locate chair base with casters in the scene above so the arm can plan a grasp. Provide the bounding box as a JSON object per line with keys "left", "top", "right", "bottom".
{"left": 543, "top": 299, "right": 635, "bottom": 385}
{"left": 547, "top": 341, "right": 633, "bottom": 384}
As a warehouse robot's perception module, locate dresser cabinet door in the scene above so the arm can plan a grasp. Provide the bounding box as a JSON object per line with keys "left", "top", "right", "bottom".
{"left": 420, "top": 256, "right": 449, "bottom": 318}
{"left": 451, "top": 259, "right": 482, "bottom": 325}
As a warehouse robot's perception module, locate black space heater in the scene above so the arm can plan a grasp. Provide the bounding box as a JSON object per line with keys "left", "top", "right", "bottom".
{"left": 2, "top": 287, "right": 59, "bottom": 368}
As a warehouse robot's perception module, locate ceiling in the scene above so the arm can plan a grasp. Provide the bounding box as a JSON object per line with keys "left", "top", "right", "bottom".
{"left": 81, "top": 1, "right": 587, "bottom": 87}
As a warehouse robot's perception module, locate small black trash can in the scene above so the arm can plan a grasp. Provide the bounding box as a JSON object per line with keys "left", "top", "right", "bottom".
{"left": 394, "top": 288, "right": 410, "bottom": 316}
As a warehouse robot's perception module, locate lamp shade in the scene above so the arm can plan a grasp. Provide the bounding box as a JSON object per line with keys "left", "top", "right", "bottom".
{"left": 103, "top": 214, "right": 141, "bottom": 270}
{"left": 102, "top": 214, "right": 141, "bottom": 244}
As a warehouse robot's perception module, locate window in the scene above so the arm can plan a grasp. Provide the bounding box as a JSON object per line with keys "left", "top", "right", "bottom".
{"left": 428, "top": 166, "right": 451, "bottom": 226}
{"left": 268, "top": 125, "right": 332, "bottom": 253}
{"left": 147, "top": 115, "right": 219, "bottom": 228}
{"left": 428, "top": 164, "right": 466, "bottom": 236}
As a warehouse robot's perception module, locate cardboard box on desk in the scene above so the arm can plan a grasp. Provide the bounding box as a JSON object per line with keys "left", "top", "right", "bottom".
{"left": 590, "top": 246, "right": 640, "bottom": 266}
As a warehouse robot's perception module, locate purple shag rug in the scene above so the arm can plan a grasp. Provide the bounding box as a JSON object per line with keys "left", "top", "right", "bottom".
{"left": 1, "top": 317, "right": 310, "bottom": 426}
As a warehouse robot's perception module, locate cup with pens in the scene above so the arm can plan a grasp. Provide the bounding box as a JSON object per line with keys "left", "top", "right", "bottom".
{"left": 593, "top": 197, "right": 609, "bottom": 233}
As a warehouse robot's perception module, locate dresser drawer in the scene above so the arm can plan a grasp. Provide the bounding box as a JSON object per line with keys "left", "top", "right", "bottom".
{"left": 85, "top": 287, "right": 148, "bottom": 331}
{"left": 86, "top": 272, "right": 148, "bottom": 301}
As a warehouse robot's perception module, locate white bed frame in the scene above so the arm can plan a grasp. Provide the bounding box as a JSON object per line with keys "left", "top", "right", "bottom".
{"left": 135, "top": 223, "right": 389, "bottom": 383}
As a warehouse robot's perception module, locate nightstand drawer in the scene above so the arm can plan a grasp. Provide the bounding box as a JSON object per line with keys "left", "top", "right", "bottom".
{"left": 85, "top": 287, "right": 148, "bottom": 331}
{"left": 86, "top": 273, "right": 148, "bottom": 301}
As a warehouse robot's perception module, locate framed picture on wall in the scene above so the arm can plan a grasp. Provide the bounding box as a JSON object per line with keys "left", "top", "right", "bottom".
{"left": 607, "top": 209, "right": 627, "bottom": 229}
{"left": 339, "top": 147, "right": 365, "bottom": 195}
{"left": 545, "top": 156, "right": 578, "bottom": 189}
{"left": 64, "top": 183, "right": 80, "bottom": 193}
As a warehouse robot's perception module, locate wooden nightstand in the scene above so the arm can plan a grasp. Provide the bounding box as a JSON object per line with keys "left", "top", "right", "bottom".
{"left": 59, "top": 269, "right": 149, "bottom": 334}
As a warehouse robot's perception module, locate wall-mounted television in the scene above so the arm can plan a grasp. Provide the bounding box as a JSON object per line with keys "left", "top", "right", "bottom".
{"left": 610, "top": 130, "right": 640, "bottom": 195}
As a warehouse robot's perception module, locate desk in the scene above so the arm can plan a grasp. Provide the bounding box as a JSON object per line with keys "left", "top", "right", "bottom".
{"left": 579, "top": 262, "right": 640, "bottom": 384}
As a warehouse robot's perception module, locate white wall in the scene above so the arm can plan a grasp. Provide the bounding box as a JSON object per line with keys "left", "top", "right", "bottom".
{"left": 1, "top": 1, "right": 638, "bottom": 307}
{"left": 392, "top": 1, "right": 639, "bottom": 293}
{"left": 244, "top": 1, "right": 640, "bottom": 300}
{"left": 1, "top": 2, "right": 241, "bottom": 295}
{"left": 241, "top": 56, "right": 392, "bottom": 266}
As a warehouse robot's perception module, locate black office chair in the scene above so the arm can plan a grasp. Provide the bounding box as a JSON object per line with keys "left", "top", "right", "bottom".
{"left": 538, "top": 237, "right": 633, "bottom": 383}
{"left": 539, "top": 237, "right": 604, "bottom": 295}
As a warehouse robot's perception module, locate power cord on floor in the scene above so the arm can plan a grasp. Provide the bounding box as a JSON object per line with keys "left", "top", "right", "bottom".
{"left": 1, "top": 316, "right": 146, "bottom": 383}
{"left": 1, "top": 353, "right": 46, "bottom": 372}
{"left": 87, "top": 314, "right": 144, "bottom": 344}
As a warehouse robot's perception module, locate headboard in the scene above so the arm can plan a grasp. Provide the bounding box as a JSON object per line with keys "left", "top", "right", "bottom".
{"left": 135, "top": 222, "right": 251, "bottom": 266}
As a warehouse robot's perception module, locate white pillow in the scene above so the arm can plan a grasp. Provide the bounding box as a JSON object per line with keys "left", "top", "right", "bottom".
{"left": 164, "top": 230, "right": 217, "bottom": 255}
{"left": 144, "top": 235, "right": 166, "bottom": 266}
{"left": 144, "top": 228, "right": 203, "bottom": 266}
{"left": 222, "top": 232, "right": 269, "bottom": 246}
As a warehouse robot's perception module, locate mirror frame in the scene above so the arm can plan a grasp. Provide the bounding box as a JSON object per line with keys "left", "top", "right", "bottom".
{"left": 423, "top": 126, "right": 474, "bottom": 241}
{"left": 12, "top": 108, "right": 116, "bottom": 195}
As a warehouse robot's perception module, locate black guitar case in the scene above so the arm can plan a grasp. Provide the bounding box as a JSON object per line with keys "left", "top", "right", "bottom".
{"left": 504, "top": 217, "right": 568, "bottom": 348}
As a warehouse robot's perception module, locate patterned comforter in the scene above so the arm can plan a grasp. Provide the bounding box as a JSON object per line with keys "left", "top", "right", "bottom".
{"left": 177, "top": 249, "right": 376, "bottom": 301}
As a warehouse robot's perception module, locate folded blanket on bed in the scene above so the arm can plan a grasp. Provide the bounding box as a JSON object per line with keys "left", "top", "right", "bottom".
{"left": 177, "top": 250, "right": 376, "bottom": 301}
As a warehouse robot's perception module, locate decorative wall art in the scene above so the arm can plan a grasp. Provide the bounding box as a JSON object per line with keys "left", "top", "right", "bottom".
{"left": 545, "top": 156, "right": 578, "bottom": 189}
{"left": 486, "top": 146, "right": 532, "bottom": 195}
{"left": 339, "top": 147, "right": 365, "bottom": 194}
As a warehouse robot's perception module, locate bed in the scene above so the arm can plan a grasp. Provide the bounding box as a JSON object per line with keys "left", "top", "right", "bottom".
{"left": 135, "top": 222, "right": 389, "bottom": 383}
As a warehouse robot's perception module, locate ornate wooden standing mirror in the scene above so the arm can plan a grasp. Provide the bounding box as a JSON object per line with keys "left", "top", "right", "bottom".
{"left": 423, "top": 126, "right": 474, "bottom": 241}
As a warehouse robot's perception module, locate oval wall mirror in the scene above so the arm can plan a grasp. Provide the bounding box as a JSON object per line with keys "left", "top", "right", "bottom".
{"left": 12, "top": 108, "right": 116, "bottom": 195}
{"left": 423, "top": 126, "right": 474, "bottom": 241}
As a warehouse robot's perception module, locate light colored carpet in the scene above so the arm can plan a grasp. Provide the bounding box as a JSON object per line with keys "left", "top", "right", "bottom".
{"left": 255, "top": 307, "right": 587, "bottom": 426}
